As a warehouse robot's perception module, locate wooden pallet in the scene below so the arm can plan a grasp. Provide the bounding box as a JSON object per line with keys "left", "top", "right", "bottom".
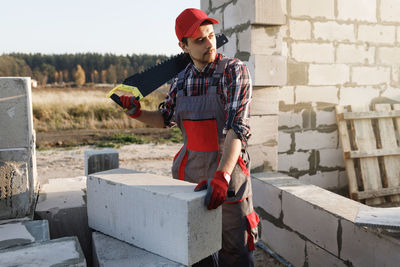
{"left": 336, "top": 104, "right": 400, "bottom": 206}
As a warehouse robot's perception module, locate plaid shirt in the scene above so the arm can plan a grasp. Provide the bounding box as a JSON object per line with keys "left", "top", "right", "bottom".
{"left": 161, "top": 53, "right": 252, "bottom": 145}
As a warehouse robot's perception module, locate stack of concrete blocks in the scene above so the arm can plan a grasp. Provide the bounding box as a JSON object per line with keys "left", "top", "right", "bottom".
{"left": 34, "top": 176, "right": 92, "bottom": 265}
{"left": 0, "top": 77, "right": 37, "bottom": 219}
{"left": 201, "top": 0, "right": 287, "bottom": 173}
{"left": 33, "top": 149, "right": 119, "bottom": 266}
{"left": 87, "top": 168, "right": 222, "bottom": 266}
{"left": 277, "top": 0, "right": 400, "bottom": 191}
{"left": 252, "top": 172, "right": 400, "bottom": 266}
{"left": 0, "top": 219, "right": 86, "bottom": 266}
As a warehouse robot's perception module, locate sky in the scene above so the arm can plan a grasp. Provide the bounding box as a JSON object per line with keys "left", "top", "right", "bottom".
{"left": 0, "top": 0, "right": 200, "bottom": 56}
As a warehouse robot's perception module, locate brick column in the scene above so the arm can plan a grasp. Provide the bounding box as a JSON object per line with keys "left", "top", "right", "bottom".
{"left": 201, "top": 0, "right": 286, "bottom": 172}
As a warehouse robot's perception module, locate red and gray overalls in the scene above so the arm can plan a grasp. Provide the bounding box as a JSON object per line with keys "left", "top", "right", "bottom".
{"left": 171, "top": 58, "right": 260, "bottom": 266}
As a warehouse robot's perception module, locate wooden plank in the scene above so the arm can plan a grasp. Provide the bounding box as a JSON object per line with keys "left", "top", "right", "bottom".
{"left": 345, "top": 148, "right": 400, "bottom": 158}
{"left": 350, "top": 105, "right": 385, "bottom": 205}
{"left": 374, "top": 104, "right": 400, "bottom": 202}
{"left": 336, "top": 105, "right": 359, "bottom": 200}
{"left": 352, "top": 186, "right": 400, "bottom": 200}
{"left": 355, "top": 206, "right": 400, "bottom": 229}
{"left": 343, "top": 110, "right": 400, "bottom": 120}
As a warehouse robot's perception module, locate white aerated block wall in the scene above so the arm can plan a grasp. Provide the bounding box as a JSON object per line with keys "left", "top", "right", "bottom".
{"left": 87, "top": 168, "right": 222, "bottom": 266}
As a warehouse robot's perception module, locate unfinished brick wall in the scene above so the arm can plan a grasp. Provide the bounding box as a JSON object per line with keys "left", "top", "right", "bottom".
{"left": 203, "top": 0, "right": 400, "bottom": 191}
{"left": 278, "top": 0, "right": 400, "bottom": 190}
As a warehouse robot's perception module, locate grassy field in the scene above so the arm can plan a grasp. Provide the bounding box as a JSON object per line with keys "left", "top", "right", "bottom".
{"left": 32, "top": 85, "right": 167, "bottom": 132}
{"left": 32, "top": 85, "right": 183, "bottom": 148}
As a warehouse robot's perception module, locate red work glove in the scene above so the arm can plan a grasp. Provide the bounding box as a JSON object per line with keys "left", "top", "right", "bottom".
{"left": 120, "top": 95, "right": 142, "bottom": 118}
{"left": 194, "top": 171, "right": 230, "bottom": 210}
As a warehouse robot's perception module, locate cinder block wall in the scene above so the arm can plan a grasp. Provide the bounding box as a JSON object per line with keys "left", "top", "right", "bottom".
{"left": 202, "top": 0, "right": 400, "bottom": 191}
{"left": 279, "top": 0, "right": 400, "bottom": 190}
{"left": 201, "top": 0, "right": 287, "bottom": 172}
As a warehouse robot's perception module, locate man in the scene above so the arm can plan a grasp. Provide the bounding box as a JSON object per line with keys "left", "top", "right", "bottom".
{"left": 120, "top": 8, "right": 259, "bottom": 267}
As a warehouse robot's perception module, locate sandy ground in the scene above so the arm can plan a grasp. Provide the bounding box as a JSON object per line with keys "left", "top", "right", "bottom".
{"left": 36, "top": 143, "right": 284, "bottom": 267}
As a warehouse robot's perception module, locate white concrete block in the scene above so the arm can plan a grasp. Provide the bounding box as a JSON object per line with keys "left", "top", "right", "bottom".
{"left": 282, "top": 190, "right": 339, "bottom": 255}
{"left": 0, "top": 236, "right": 86, "bottom": 267}
{"left": 296, "top": 86, "right": 338, "bottom": 104}
{"left": 208, "top": 9, "right": 223, "bottom": 36}
{"left": 295, "top": 131, "right": 338, "bottom": 150}
{"left": 319, "top": 148, "right": 344, "bottom": 168}
{"left": 340, "top": 219, "right": 400, "bottom": 266}
{"left": 223, "top": 1, "right": 252, "bottom": 30}
{"left": 291, "top": 42, "right": 334, "bottom": 63}
{"left": 279, "top": 86, "right": 295, "bottom": 105}
{"left": 248, "top": 144, "right": 278, "bottom": 172}
{"left": 260, "top": 218, "right": 306, "bottom": 267}
{"left": 289, "top": 20, "right": 312, "bottom": 40}
{"left": 222, "top": 33, "right": 237, "bottom": 58}
{"left": 316, "top": 109, "right": 336, "bottom": 127}
{"left": 254, "top": 0, "right": 286, "bottom": 25}
{"left": 290, "top": 0, "right": 334, "bottom": 19}
{"left": 249, "top": 115, "right": 278, "bottom": 145}
{"left": 381, "top": 86, "right": 400, "bottom": 102}
{"left": 313, "top": 21, "right": 355, "bottom": 42}
{"left": 336, "top": 43, "right": 375, "bottom": 64}
{"left": 338, "top": 171, "right": 348, "bottom": 188}
{"left": 299, "top": 171, "right": 340, "bottom": 189}
{"left": 237, "top": 27, "right": 251, "bottom": 54}
{"left": 380, "top": 0, "right": 400, "bottom": 22}
{"left": 377, "top": 47, "right": 400, "bottom": 65}
{"left": 308, "top": 64, "right": 350, "bottom": 86}
{"left": 252, "top": 87, "right": 279, "bottom": 116}
{"left": 278, "top": 131, "right": 292, "bottom": 153}
{"left": 278, "top": 111, "right": 302, "bottom": 128}
{"left": 84, "top": 149, "right": 119, "bottom": 176}
{"left": 92, "top": 231, "right": 184, "bottom": 267}
{"left": 251, "top": 174, "right": 283, "bottom": 219}
{"left": 0, "top": 220, "right": 49, "bottom": 250}
{"left": 306, "top": 241, "right": 347, "bottom": 267}
{"left": 0, "top": 77, "right": 34, "bottom": 149}
{"left": 251, "top": 26, "right": 283, "bottom": 55}
{"left": 339, "top": 86, "right": 380, "bottom": 106}
{"left": 352, "top": 66, "right": 391, "bottom": 85}
{"left": 248, "top": 55, "right": 287, "bottom": 86}
{"left": 337, "top": 0, "right": 377, "bottom": 22}
{"left": 278, "top": 151, "right": 310, "bottom": 172}
{"left": 358, "top": 24, "right": 396, "bottom": 44}
{"left": 87, "top": 169, "right": 222, "bottom": 266}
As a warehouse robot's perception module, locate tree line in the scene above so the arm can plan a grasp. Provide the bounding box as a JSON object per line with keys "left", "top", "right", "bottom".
{"left": 0, "top": 53, "right": 169, "bottom": 86}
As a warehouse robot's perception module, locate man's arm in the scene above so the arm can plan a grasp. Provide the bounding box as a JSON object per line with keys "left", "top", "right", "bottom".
{"left": 217, "top": 129, "right": 241, "bottom": 175}
{"left": 135, "top": 110, "right": 165, "bottom": 129}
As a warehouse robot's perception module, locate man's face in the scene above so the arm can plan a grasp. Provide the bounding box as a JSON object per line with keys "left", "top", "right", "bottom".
{"left": 179, "top": 24, "right": 217, "bottom": 70}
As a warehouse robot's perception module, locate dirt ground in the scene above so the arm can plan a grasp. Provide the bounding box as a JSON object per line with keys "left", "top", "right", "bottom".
{"left": 36, "top": 130, "right": 284, "bottom": 267}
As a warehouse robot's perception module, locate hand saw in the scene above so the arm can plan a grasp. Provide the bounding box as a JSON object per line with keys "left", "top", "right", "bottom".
{"left": 107, "top": 33, "right": 228, "bottom": 107}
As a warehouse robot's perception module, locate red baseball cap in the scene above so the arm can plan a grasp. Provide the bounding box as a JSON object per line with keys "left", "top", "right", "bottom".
{"left": 175, "top": 8, "right": 219, "bottom": 41}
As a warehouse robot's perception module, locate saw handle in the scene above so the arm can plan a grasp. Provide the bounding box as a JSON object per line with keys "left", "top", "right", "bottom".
{"left": 110, "top": 93, "right": 123, "bottom": 108}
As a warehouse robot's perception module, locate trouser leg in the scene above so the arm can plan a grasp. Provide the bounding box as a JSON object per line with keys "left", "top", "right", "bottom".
{"left": 219, "top": 197, "right": 257, "bottom": 267}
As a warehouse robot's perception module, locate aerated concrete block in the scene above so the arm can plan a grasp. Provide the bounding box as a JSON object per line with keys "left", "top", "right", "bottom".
{"left": 87, "top": 168, "right": 222, "bottom": 266}
{"left": 0, "top": 220, "right": 49, "bottom": 250}
{"left": 35, "top": 177, "right": 92, "bottom": 266}
{"left": 92, "top": 231, "right": 184, "bottom": 267}
{"left": 84, "top": 149, "right": 119, "bottom": 176}
{"left": 0, "top": 78, "right": 34, "bottom": 149}
{"left": 0, "top": 148, "right": 32, "bottom": 220}
{"left": 0, "top": 236, "right": 86, "bottom": 267}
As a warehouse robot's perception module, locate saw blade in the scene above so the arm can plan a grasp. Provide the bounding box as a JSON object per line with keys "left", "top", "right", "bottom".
{"left": 122, "top": 33, "right": 228, "bottom": 98}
